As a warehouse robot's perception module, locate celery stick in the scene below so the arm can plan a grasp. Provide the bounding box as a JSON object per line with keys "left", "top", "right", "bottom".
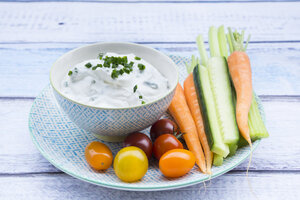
{"left": 249, "top": 93, "right": 269, "bottom": 140}
{"left": 228, "top": 144, "right": 238, "bottom": 156}
{"left": 213, "top": 154, "right": 223, "bottom": 166}
{"left": 196, "top": 34, "right": 208, "bottom": 67}
{"left": 218, "top": 25, "right": 228, "bottom": 58}
{"left": 227, "top": 33, "right": 234, "bottom": 54}
{"left": 185, "top": 55, "right": 199, "bottom": 74}
{"left": 208, "top": 26, "right": 221, "bottom": 57}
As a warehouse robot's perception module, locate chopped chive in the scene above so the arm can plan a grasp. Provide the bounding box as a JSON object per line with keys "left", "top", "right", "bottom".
{"left": 138, "top": 64, "right": 145, "bottom": 70}
{"left": 85, "top": 63, "right": 92, "bottom": 68}
{"left": 139, "top": 95, "right": 143, "bottom": 99}
{"left": 99, "top": 53, "right": 104, "bottom": 60}
{"left": 111, "top": 69, "right": 119, "bottom": 79}
{"left": 141, "top": 101, "right": 146, "bottom": 104}
{"left": 92, "top": 66, "right": 98, "bottom": 70}
{"left": 135, "top": 56, "right": 141, "bottom": 60}
{"left": 96, "top": 64, "right": 103, "bottom": 68}
{"left": 133, "top": 85, "right": 138, "bottom": 93}
{"left": 124, "top": 68, "right": 130, "bottom": 74}
{"left": 119, "top": 69, "right": 124, "bottom": 75}
{"left": 68, "top": 71, "right": 73, "bottom": 76}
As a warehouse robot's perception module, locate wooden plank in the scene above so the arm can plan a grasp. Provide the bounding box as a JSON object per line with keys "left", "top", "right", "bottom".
{"left": 0, "top": 42, "right": 299, "bottom": 97}
{"left": 0, "top": 0, "right": 297, "bottom": 2}
{"left": 0, "top": 172, "right": 299, "bottom": 199}
{"left": 0, "top": 98, "right": 299, "bottom": 174}
{"left": 0, "top": 2, "right": 299, "bottom": 43}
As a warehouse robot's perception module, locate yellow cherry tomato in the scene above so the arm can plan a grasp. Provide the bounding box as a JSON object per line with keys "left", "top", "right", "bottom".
{"left": 85, "top": 141, "right": 113, "bottom": 170}
{"left": 114, "top": 146, "right": 148, "bottom": 182}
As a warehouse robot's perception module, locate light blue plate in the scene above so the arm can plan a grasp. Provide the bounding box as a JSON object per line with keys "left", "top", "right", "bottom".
{"left": 28, "top": 55, "right": 262, "bottom": 191}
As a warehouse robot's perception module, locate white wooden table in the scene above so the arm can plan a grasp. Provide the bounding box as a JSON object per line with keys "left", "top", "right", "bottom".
{"left": 0, "top": 1, "right": 299, "bottom": 199}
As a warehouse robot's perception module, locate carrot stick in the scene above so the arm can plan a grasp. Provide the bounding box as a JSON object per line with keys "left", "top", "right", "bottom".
{"left": 168, "top": 83, "right": 206, "bottom": 173}
{"left": 228, "top": 51, "right": 252, "bottom": 146}
{"left": 183, "top": 74, "right": 213, "bottom": 174}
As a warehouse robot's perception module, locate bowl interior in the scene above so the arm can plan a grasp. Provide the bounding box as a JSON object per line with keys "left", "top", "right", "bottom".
{"left": 50, "top": 42, "right": 179, "bottom": 107}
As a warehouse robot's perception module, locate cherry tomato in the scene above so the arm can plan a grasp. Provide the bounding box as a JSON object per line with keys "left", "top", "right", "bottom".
{"left": 159, "top": 149, "right": 195, "bottom": 178}
{"left": 150, "top": 119, "right": 178, "bottom": 141}
{"left": 114, "top": 146, "right": 148, "bottom": 182}
{"left": 153, "top": 134, "right": 183, "bottom": 160}
{"left": 85, "top": 141, "right": 113, "bottom": 170}
{"left": 123, "top": 132, "right": 153, "bottom": 159}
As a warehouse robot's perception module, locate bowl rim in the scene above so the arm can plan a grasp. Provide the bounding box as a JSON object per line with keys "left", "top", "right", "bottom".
{"left": 50, "top": 42, "right": 179, "bottom": 110}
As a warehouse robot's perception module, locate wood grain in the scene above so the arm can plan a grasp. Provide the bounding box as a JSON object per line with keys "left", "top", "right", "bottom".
{"left": 0, "top": 98, "right": 299, "bottom": 174}
{"left": 1, "top": 0, "right": 296, "bottom": 2}
{"left": 0, "top": 2, "right": 299, "bottom": 43}
{"left": 0, "top": 42, "right": 299, "bottom": 97}
{"left": 0, "top": 172, "right": 299, "bottom": 200}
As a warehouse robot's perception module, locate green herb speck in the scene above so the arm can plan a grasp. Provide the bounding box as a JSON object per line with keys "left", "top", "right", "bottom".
{"left": 85, "top": 63, "right": 92, "bottom": 68}
{"left": 98, "top": 53, "right": 104, "bottom": 60}
{"left": 135, "top": 56, "right": 141, "bottom": 60}
{"left": 138, "top": 64, "right": 145, "bottom": 70}
{"left": 133, "top": 85, "right": 138, "bottom": 93}
{"left": 142, "top": 101, "right": 146, "bottom": 104}
{"left": 92, "top": 66, "right": 98, "bottom": 70}
{"left": 111, "top": 69, "right": 119, "bottom": 79}
{"left": 68, "top": 71, "right": 73, "bottom": 76}
{"left": 139, "top": 95, "right": 143, "bottom": 99}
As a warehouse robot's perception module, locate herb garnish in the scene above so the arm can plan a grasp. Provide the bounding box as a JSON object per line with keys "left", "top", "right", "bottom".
{"left": 139, "top": 95, "right": 143, "bottom": 99}
{"left": 138, "top": 64, "right": 145, "bottom": 71}
{"left": 68, "top": 71, "right": 73, "bottom": 76}
{"left": 85, "top": 63, "right": 92, "bottom": 68}
{"left": 82, "top": 53, "right": 146, "bottom": 79}
{"left": 98, "top": 53, "right": 104, "bottom": 60}
{"left": 111, "top": 69, "right": 120, "bottom": 79}
{"left": 133, "top": 85, "right": 138, "bottom": 93}
{"left": 141, "top": 101, "right": 146, "bottom": 104}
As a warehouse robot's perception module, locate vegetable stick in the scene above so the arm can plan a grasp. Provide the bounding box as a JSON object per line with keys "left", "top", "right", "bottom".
{"left": 168, "top": 84, "right": 207, "bottom": 173}
{"left": 184, "top": 73, "right": 213, "bottom": 174}
{"left": 227, "top": 28, "right": 253, "bottom": 146}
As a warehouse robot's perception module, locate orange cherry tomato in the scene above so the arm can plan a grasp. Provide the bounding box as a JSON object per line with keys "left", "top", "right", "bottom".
{"left": 159, "top": 149, "right": 195, "bottom": 178}
{"left": 153, "top": 134, "right": 183, "bottom": 160}
{"left": 85, "top": 141, "right": 113, "bottom": 170}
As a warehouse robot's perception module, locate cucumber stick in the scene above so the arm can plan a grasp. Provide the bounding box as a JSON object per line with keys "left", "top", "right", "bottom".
{"left": 193, "top": 65, "right": 229, "bottom": 157}
{"left": 207, "top": 57, "right": 240, "bottom": 145}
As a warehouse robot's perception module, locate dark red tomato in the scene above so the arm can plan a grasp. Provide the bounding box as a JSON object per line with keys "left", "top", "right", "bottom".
{"left": 123, "top": 132, "right": 153, "bottom": 159}
{"left": 153, "top": 134, "right": 183, "bottom": 160}
{"left": 150, "top": 119, "right": 178, "bottom": 141}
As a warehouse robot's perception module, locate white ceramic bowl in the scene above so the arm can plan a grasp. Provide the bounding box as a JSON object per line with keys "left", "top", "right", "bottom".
{"left": 50, "top": 42, "right": 179, "bottom": 142}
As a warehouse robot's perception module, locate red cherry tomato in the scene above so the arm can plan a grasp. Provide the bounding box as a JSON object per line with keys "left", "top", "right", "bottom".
{"left": 153, "top": 134, "right": 183, "bottom": 160}
{"left": 159, "top": 149, "right": 195, "bottom": 178}
{"left": 123, "top": 132, "right": 153, "bottom": 159}
{"left": 150, "top": 119, "right": 178, "bottom": 141}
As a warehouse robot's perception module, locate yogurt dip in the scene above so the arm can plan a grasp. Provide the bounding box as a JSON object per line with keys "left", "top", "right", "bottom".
{"left": 60, "top": 52, "right": 170, "bottom": 108}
